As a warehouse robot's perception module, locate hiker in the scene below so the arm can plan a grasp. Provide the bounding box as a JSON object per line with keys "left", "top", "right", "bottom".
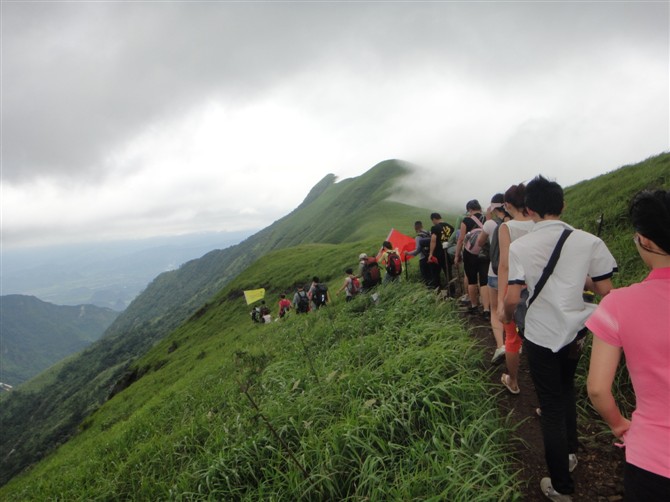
{"left": 427, "top": 212, "right": 455, "bottom": 292}
{"left": 406, "top": 221, "right": 432, "bottom": 284}
{"left": 308, "top": 276, "right": 330, "bottom": 309}
{"left": 293, "top": 285, "right": 310, "bottom": 314}
{"left": 360, "top": 253, "right": 382, "bottom": 291}
{"left": 454, "top": 200, "right": 491, "bottom": 317}
{"left": 378, "top": 240, "right": 402, "bottom": 283}
{"left": 586, "top": 189, "right": 670, "bottom": 501}
{"left": 475, "top": 194, "right": 510, "bottom": 364}
{"left": 502, "top": 175, "right": 617, "bottom": 500}
{"left": 277, "top": 294, "right": 291, "bottom": 319}
{"left": 337, "top": 268, "right": 361, "bottom": 301}
{"left": 496, "top": 184, "right": 535, "bottom": 395}
{"left": 259, "top": 301, "right": 272, "bottom": 323}
{"left": 250, "top": 305, "right": 262, "bottom": 323}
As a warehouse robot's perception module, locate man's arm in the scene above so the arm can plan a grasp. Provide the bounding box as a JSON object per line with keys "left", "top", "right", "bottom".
{"left": 592, "top": 278, "right": 613, "bottom": 297}
{"left": 502, "top": 283, "right": 522, "bottom": 323}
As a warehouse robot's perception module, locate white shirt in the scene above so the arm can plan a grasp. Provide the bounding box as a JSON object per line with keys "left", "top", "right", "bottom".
{"left": 508, "top": 219, "right": 617, "bottom": 352}
{"left": 483, "top": 219, "right": 499, "bottom": 277}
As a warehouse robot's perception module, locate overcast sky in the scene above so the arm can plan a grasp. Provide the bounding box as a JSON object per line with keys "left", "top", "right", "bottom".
{"left": 2, "top": 1, "right": 668, "bottom": 249}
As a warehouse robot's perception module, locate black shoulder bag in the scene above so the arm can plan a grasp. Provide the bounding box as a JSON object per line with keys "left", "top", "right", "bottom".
{"left": 514, "top": 229, "right": 573, "bottom": 333}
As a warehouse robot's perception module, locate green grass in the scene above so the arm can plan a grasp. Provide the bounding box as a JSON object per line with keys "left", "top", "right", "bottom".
{"left": 2, "top": 282, "right": 522, "bottom": 501}
{"left": 2, "top": 152, "right": 668, "bottom": 500}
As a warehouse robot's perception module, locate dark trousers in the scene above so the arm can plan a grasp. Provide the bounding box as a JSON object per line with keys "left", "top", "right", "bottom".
{"left": 429, "top": 254, "right": 453, "bottom": 292}
{"left": 525, "top": 337, "right": 582, "bottom": 495}
{"left": 625, "top": 463, "right": 670, "bottom": 501}
{"left": 418, "top": 258, "right": 430, "bottom": 284}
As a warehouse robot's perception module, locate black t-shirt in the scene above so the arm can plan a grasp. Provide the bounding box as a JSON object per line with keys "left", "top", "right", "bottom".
{"left": 430, "top": 222, "right": 455, "bottom": 255}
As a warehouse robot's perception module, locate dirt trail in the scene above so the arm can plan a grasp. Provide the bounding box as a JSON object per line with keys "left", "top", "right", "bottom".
{"left": 465, "top": 312, "right": 625, "bottom": 501}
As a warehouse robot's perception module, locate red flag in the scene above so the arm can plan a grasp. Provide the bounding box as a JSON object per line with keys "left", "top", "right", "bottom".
{"left": 386, "top": 228, "right": 417, "bottom": 262}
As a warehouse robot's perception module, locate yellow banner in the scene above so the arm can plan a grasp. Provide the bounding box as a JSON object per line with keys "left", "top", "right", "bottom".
{"left": 243, "top": 288, "right": 265, "bottom": 305}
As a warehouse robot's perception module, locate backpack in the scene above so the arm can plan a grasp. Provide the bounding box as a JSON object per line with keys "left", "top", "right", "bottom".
{"left": 386, "top": 251, "right": 402, "bottom": 276}
{"left": 250, "top": 307, "right": 261, "bottom": 323}
{"left": 362, "top": 258, "right": 381, "bottom": 288}
{"left": 417, "top": 230, "right": 431, "bottom": 257}
{"left": 490, "top": 219, "right": 504, "bottom": 275}
{"left": 312, "top": 283, "right": 328, "bottom": 307}
{"left": 296, "top": 291, "right": 310, "bottom": 313}
{"left": 347, "top": 276, "right": 361, "bottom": 295}
{"left": 463, "top": 216, "right": 488, "bottom": 259}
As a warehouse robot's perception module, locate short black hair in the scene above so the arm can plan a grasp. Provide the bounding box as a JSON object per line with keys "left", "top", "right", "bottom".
{"left": 430, "top": 212, "right": 441, "bottom": 220}
{"left": 312, "top": 276, "right": 319, "bottom": 283}
{"left": 630, "top": 189, "right": 670, "bottom": 254}
{"left": 525, "top": 175, "right": 563, "bottom": 217}
{"left": 491, "top": 193, "right": 504, "bottom": 204}
{"left": 382, "top": 240, "right": 393, "bottom": 250}
{"left": 345, "top": 268, "right": 353, "bottom": 274}
{"left": 466, "top": 199, "right": 481, "bottom": 211}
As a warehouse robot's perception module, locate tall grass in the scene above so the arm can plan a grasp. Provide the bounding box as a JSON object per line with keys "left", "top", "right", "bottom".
{"left": 2, "top": 283, "right": 522, "bottom": 500}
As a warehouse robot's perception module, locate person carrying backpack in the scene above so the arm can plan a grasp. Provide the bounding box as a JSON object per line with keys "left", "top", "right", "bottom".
{"left": 337, "top": 268, "right": 361, "bottom": 302}
{"left": 475, "top": 194, "right": 510, "bottom": 363}
{"left": 360, "top": 254, "right": 382, "bottom": 291}
{"left": 454, "top": 200, "right": 491, "bottom": 316}
{"left": 406, "top": 221, "right": 432, "bottom": 284}
{"left": 308, "top": 276, "right": 330, "bottom": 309}
{"left": 277, "top": 294, "right": 291, "bottom": 319}
{"left": 293, "top": 285, "right": 310, "bottom": 314}
{"left": 379, "top": 240, "right": 402, "bottom": 284}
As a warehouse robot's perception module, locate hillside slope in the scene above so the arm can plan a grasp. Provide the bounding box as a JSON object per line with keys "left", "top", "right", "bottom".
{"left": 0, "top": 295, "right": 119, "bottom": 386}
{"left": 0, "top": 159, "right": 432, "bottom": 486}
{"left": 2, "top": 153, "right": 667, "bottom": 494}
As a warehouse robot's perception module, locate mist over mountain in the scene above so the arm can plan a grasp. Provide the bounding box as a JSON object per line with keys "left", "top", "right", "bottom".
{"left": 0, "top": 231, "right": 253, "bottom": 310}
{"left": 0, "top": 295, "right": 119, "bottom": 387}
{"left": 0, "top": 154, "right": 667, "bottom": 499}
{"left": 0, "top": 159, "right": 420, "bottom": 485}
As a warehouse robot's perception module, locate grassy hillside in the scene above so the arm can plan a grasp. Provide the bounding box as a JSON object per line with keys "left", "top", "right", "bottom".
{"left": 562, "top": 152, "right": 670, "bottom": 284}
{"left": 1, "top": 246, "right": 521, "bottom": 500}
{"left": 0, "top": 159, "right": 436, "bottom": 486}
{"left": 2, "top": 153, "right": 667, "bottom": 497}
{"left": 0, "top": 295, "right": 119, "bottom": 386}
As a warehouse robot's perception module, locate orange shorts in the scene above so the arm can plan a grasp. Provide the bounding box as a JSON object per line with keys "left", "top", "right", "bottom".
{"left": 504, "top": 321, "right": 523, "bottom": 353}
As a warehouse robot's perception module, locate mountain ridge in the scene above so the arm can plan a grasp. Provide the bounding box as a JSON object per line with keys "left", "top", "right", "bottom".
{"left": 0, "top": 159, "right": 426, "bottom": 485}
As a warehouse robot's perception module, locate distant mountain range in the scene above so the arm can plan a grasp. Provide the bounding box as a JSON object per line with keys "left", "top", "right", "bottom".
{"left": 0, "top": 295, "right": 119, "bottom": 387}
{"left": 1, "top": 155, "right": 667, "bottom": 491}
{"left": 0, "top": 231, "right": 253, "bottom": 310}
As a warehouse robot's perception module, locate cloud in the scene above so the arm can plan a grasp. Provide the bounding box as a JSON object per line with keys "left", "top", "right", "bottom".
{"left": 2, "top": 1, "right": 668, "bottom": 248}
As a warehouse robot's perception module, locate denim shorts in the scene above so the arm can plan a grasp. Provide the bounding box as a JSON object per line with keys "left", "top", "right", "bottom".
{"left": 488, "top": 275, "right": 498, "bottom": 289}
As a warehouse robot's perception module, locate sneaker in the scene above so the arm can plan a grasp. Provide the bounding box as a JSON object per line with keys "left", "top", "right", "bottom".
{"left": 459, "top": 294, "right": 469, "bottom": 305}
{"left": 568, "top": 453, "right": 578, "bottom": 473}
{"left": 482, "top": 310, "right": 491, "bottom": 321}
{"left": 540, "top": 477, "right": 572, "bottom": 501}
{"left": 467, "top": 305, "right": 478, "bottom": 315}
{"left": 491, "top": 346, "right": 505, "bottom": 364}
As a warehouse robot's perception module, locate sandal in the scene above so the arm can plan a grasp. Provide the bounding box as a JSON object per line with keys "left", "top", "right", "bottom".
{"left": 501, "top": 373, "right": 520, "bottom": 394}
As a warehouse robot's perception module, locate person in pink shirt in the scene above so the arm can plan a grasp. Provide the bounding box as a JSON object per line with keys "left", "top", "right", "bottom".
{"left": 587, "top": 189, "right": 670, "bottom": 501}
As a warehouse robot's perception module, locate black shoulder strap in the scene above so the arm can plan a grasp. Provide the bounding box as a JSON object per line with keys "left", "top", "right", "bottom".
{"left": 527, "top": 229, "right": 573, "bottom": 308}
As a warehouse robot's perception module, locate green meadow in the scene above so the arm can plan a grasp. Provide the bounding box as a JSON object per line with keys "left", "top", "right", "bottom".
{"left": 1, "top": 153, "right": 668, "bottom": 500}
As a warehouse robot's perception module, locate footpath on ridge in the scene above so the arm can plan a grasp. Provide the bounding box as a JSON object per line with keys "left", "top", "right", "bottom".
{"left": 460, "top": 302, "right": 625, "bottom": 502}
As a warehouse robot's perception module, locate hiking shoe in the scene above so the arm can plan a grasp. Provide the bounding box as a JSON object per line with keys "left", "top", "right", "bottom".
{"left": 482, "top": 310, "right": 491, "bottom": 321}
{"left": 568, "top": 453, "right": 578, "bottom": 473}
{"left": 491, "top": 346, "right": 506, "bottom": 364}
{"left": 540, "top": 477, "right": 572, "bottom": 501}
{"left": 467, "top": 305, "right": 479, "bottom": 315}
{"left": 459, "top": 294, "right": 469, "bottom": 305}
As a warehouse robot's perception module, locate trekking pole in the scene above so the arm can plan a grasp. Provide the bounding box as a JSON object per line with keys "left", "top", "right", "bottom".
{"left": 404, "top": 252, "right": 409, "bottom": 282}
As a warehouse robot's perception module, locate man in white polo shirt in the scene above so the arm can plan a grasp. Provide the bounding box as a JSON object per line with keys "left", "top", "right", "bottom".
{"left": 503, "top": 175, "right": 617, "bottom": 501}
